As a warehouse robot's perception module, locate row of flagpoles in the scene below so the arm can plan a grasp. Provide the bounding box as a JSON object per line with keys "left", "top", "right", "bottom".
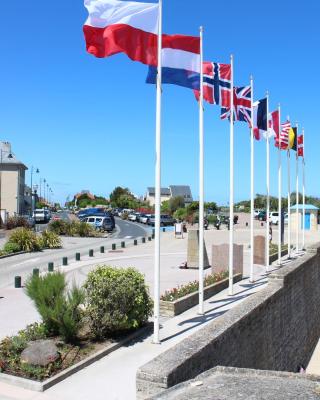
{"left": 83, "top": 0, "right": 306, "bottom": 343}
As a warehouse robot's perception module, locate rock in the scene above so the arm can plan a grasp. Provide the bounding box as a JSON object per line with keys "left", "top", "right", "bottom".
{"left": 21, "top": 340, "right": 59, "bottom": 366}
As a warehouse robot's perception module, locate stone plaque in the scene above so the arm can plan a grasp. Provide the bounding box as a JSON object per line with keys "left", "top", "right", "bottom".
{"left": 254, "top": 235, "right": 266, "bottom": 265}
{"left": 211, "top": 243, "right": 243, "bottom": 274}
{"left": 187, "top": 229, "right": 210, "bottom": 269}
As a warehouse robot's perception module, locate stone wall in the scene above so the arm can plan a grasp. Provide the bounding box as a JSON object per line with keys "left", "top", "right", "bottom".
{"left": 137, "top": 243, "right": 320, "bottom": 399}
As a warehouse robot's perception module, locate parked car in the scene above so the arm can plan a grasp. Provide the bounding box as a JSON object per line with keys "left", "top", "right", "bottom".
{"left": 257, "top": 211, "right": 267, "bottom": 221}
{"left": 77, "top": 207, "right": 106, "bottom": 220}
{"left": 128, "top": 212, "right": 139, "bottom": 222}
{"left": 140, "top": 214, "right": 152, "bottom": 224}
{"left": 82, "top": 216, "right": 114, "bottom": 232}
{"left": 148, "top": 214, "right": 176, "bottom": 227}
{"left": 269, "top": 212, "right": 279, "bottom": 225}
{"left": 254, "top": 209, "right": 261, "bottom": 219}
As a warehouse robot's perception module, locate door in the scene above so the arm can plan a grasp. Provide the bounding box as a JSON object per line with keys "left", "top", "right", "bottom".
{"left": 303, "top": 212, "right": 311, "bottom": 230}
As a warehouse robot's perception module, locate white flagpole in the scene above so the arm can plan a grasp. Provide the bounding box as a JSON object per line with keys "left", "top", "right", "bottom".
{"left": 302, "top": 128, "right": 306, "bottom": 250}
{"left": 287, "top": 148, "right": 291, "bottom": 259}
{"left": 295, "top": 123, "right": 299, "bottom": 253}
{"left": 265, "top": 93, "right": 270, "bottom": 272}
{"left": 250, "top": 75, "right": 254, "bottom": 282}
{"left": 277, "top": 104, "right": 282, "bottom": 266}
{"left": 153, "top": 0, "right": 162, "bottom": 344}
{"left": 229, "top": 54, "right": 234, "bottom": 296}
{"left": 198, "top": 26, "right": 204, "bottom": 315}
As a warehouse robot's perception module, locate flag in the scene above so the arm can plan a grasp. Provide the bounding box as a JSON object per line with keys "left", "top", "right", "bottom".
{"left": 298, "top": 134, "right": 304, "bottom": 157}
{"left": 289, "top": 127, "right": 297, "bottom": 151}
{"left": 275, "top": 121, "right": 290, "bottom": 149}
{"left": 83, "top": 0, "right": 159, "bottom": 65}
{"left": 193, "top": 62, "right": 231, "bottom": 106}
{"left": 269, "top": 110, "right": 280, "bottom": 137}
{"left": 146, "top": 35, "right": 201, "bottom": 90}
{"left": 221, "top": 86, "right": 251, "bottom": 125}
{"left": 253, "top": 98, "right": 267, "bottom": 140}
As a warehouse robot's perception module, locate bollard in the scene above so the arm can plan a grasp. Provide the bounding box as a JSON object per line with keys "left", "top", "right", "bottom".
{"left": 33, "top": 268, "right": 40, "bottom": 277}
{"left": 48, "top": 262, "right": 54, "bottom": 272}
{"left": 76, "top": 252, "right": 81, "bottom": 261}
{"left": 148, "top": 237, "right": 152, "bottom": 241}
{"left": 162, "top": 227, "right": 166, "bottom": 232}
{"left": 89, "top": 249, "right": 94, "bottom": 257}
{"left": 134, "top": 239, "right": 138, "bottom": 246}
{"left": 14, "top": 276, "right": 21, "bottom": 288}
{"left": 261, "top": 222, "right": 264, "bottom": 227}
{"left": 142, "top": 237, "right": 146, "bottom": 244}
{"left": 112, "top": 243, "right": 116, "bottom": 251}
{"left": 246, "top": 222, "right": 248, "bottom": 227}
{"left": 62, "top": 257, "right": 68, "bottom": 266}
{"left": 152, "top": 232, "right": 155, "bottom": 239}
{"left": 121, "top": 241, "right": 125, "bottom": 248}
{"left": 100, "top": 246, "right": 105, "bottom": 253}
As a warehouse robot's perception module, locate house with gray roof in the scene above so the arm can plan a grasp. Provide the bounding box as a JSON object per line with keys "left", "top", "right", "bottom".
{"left": 145, "top": 185, "right": 193, "bottom": 207}
{"left": 0, "top": 142, "right": 28, "bottom": 220}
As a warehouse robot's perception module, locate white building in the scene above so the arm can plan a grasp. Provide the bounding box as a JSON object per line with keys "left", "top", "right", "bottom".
{"left": 145, "top": 185, "right": 193, "bottom": 207}
{"left": 0, "top": 142, "right": 28, "bottom": 220}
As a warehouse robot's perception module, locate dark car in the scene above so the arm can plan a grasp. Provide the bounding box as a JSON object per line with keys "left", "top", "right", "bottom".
{"left": 258, "top": 211, "right": 267, "bottom": 221}
{"left": 148, "top": 214, "right": 176, "bottom": 227}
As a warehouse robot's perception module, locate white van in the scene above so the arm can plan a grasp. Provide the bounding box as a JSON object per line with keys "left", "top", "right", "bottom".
{"left": 33, "top": 209, "right": 50, "bottom": 223}
{"left": 269, "top": 212, "right": 279, "bottom": 225}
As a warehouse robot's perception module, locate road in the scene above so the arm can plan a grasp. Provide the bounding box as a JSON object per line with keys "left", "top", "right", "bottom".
{"left": 0, "top": 216, "right": 149, "bottom": 289}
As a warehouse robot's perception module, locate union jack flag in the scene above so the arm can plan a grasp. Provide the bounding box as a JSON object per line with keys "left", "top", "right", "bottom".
{"left": 194, "top": 62, "right": 231, "bottom": 107}
{"left": 275, "top": 121, "right": 290, "bottom": 150}
{"left": 221, "top": 86, "right": 252, "bottom": 125}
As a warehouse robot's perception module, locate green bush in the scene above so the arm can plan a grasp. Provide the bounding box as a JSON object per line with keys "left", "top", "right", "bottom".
{"left": 3, "top": 241, "right": 21, "bottom": 254}
{"left": 8, "top": 228, "right": 41, "bottom": 252}
{"left": 40, "top": 230, "right": 62, "bottom": 249}
{"left": 48, "top": 220, "right": 68, "bottom": 235}
{"left": 5, "top": 216, "right": 29, "bottom": 230}
{"left": 77, "top": 221, "right": 95, "bottom": 237}
{"left": 25, "top": 272, "right": 84, "bottom": 343}
{"left": 84, "top": 266, "right": 153, "bottom": 338}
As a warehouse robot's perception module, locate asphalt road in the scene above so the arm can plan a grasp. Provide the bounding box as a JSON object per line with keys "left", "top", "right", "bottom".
{"left": 0, "top": 216, "right": 149, "bottom": 289}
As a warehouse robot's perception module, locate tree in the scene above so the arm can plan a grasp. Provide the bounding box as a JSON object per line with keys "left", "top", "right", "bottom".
{"left": 110, "top": 187, "right": 136, "bottom": 207}
{"left": 205, "top": 201, "right": 218, "bottom": 211}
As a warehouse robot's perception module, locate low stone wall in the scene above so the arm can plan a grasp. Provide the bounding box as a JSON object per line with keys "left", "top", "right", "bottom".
{"left": 137, "top": 243, "right": 320, "bottom": 399}
{"left": 160, "top": 274, "right": 242, "bottom": 317}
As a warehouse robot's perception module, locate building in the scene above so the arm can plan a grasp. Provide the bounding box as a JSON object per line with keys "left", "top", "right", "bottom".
{"left": 145, "top": 185, "right": 193, "bottom": 207}
{"left": 290, "top": 204, "right": 319, "bottom": 231}
{"left": 0, "top": 142, "right": 28, "bottom": 221}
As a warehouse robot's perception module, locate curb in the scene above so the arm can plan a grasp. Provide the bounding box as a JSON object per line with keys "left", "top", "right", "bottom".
{"left": 0, "top": 323, "right": 152, "bottom": 392}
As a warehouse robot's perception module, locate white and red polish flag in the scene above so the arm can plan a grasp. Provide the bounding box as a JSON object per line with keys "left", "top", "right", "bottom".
{"left": 83, "top": 0, "right": 159, "bottom": 65}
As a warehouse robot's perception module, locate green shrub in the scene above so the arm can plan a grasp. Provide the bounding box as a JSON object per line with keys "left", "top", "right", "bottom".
{"left": 25, "top": 272, "right": 84, "bottom": 343}
{"left": 3, "top": 241, "right": 21, "bottom": 254}
{"left": 40, "top": 230, "right": 62, "bottom": 249}
{"left": 5, "top": 216, "right": 29, "bottom": 230}
{"left": 48, "top": 220, "right": 68, "bottom": 235}
{"left": 84, "top": 266, "right": 153, "bottom": 338}
{"left": 8, "top": 228, "right": 41, "bottom": 252}
{"left": 78, "top": 222, "right": 96, "bottom": 237}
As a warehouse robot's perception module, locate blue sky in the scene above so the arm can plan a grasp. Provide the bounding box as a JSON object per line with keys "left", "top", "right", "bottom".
{"left": 0, "top": 0, "right": 319, "bottom": 205}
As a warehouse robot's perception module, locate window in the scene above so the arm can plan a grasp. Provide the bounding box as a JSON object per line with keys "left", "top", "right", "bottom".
{"left": 88, "top": 217, "right": 95, "bottom": 223}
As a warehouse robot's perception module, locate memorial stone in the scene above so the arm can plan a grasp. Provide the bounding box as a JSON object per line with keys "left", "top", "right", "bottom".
{"left": 211, "top": 243, "right": 243, "bottom": 274}
{"left": 254, "top": 235, "right": 266, "bottom": 265}
{"left": 187, "top": 229, "right": 210, "bottom": 269}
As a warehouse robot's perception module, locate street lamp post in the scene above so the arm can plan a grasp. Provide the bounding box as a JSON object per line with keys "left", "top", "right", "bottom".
{"left": 30, "top": 167, "right": 39, "bottom": 216}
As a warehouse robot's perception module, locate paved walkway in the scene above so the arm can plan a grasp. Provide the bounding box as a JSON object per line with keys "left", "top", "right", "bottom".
{"left": 0, "top": 220, "right": 318, "bottom": 399}
{"left": 0, "top": 271, "right": 268, "bottom": 400}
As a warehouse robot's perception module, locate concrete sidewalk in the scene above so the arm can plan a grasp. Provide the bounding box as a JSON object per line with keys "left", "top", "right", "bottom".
{"left": 0, "top": 270, "right": 268, "bottom": 400}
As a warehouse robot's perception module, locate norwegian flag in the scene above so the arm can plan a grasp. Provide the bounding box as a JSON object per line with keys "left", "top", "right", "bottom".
{"left": 298, "top": 135, "right": 304, "bottom": 157}
{"left": 275, "top": 120, "right": 290, "bottom": 150}
{"left": 194, "top": 62, "right": 231, "bottom": 107}
{"left": 221, "top": 86, "right": 252, "bottom": 125}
